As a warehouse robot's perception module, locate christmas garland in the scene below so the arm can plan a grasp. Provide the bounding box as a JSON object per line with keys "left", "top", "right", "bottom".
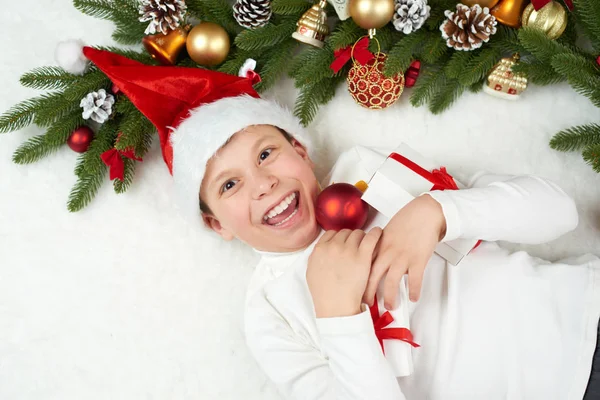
{"left": 0, "top": 0, "right": 598, "bottom": 211}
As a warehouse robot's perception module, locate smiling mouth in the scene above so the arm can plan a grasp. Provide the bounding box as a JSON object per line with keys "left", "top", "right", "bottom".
{"left": 263, "top": 191, "right": 300, "bottom": 227}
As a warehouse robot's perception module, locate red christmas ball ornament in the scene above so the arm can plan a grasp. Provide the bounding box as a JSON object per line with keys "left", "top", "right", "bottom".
{"left": 315, "top": 183, "right": 370, "bottom": 231}
{"left": 67, "top": 126, "right": 94, "bottom": 153}
{"left": 347, "top": 52, "right": 404, "bottom": 109}
{"left": 405, "top": 60, "right": 421, "bottom": 88}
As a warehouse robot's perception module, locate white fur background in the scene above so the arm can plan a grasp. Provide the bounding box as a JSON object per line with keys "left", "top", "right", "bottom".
{"left": 1, "top": 1, "right": 599, "bottom": 399}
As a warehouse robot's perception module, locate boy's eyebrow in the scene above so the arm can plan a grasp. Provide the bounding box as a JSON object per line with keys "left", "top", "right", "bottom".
{"left": 209, "top": 135, "right": 272, "bottom": 190}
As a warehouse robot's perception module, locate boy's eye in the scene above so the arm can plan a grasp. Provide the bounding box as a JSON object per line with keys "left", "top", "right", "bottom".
{"left": 259, "top": 148, "right": 273, "bottom": 163}
{"left": 221, "top": 180, "right": 237, "bottom": 193}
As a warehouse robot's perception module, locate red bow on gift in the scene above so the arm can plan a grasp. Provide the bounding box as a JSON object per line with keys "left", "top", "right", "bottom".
{"left": 101, "top": 148, "right": 143, "bottom": 181}
{"left": 370, "top": 295, "right": 420, "bottom": 354}
{"left": 330, "top": 37, "right": 374, "bottom": 73}
{"left": 531, "top": 0, "right": 573, "bottom": 11}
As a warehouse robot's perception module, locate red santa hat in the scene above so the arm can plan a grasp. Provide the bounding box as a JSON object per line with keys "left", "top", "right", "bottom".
{"left": 82, "top": 47, "right": 313, "bottom": 219}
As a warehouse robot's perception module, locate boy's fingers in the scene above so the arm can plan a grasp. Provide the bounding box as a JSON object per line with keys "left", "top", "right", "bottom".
{"left": 346, "top": 229, "right": 366, "bottom": 248}
{"left": 359, "top": 227, "right": 382, "bottom": 255}
{"left": 384, "top": 262, "right": 408, "bottom": 310}
{"left": 318, "top": 230, "right": 336, "bottom": 244}
{"left": 363, "top": 250, "right": 391, "bottom": 306}
{"left": 408, "top": 263, "right": 425, "bottom": 302}
{"left": 333, "top": 229, "right": 353, "bottom": 243}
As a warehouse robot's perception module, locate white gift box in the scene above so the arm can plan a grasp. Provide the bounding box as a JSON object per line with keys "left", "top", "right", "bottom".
{"left": 362, "top": 143, "right": 479, "bottom": 266}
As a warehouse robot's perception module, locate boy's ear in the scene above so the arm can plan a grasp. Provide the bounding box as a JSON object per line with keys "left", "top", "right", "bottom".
{"left": 291, "top": 139, "right": 314, "bottom": 169}
{"left": 202, "top": 213, "right": 234, "bottom": 241}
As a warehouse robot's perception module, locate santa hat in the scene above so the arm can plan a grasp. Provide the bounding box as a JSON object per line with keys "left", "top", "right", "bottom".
{"left": 82, "top": 47, "right": 313, "bottom": 220}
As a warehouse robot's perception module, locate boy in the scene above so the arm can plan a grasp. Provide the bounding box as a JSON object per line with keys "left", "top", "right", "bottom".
{"left": 85, "top": 48, "right": 600, "bottom": 399}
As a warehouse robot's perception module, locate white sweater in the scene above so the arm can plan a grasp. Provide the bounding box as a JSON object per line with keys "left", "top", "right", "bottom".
{"left": 244, "top": 146, "right": 600, "bottom": 400}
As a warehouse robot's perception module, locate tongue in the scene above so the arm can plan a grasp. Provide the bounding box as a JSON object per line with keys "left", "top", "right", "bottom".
{"left": 266, "top": 196, "right": 298, "bottom": 225}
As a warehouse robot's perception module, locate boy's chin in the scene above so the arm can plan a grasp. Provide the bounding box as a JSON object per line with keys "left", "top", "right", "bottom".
{"left": 252, "top": 219, "right": 320, "bottom": 252}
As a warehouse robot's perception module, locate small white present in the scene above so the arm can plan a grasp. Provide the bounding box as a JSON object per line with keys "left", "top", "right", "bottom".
{"left": 362, "top": 143, "right": 479, "bottom": 266}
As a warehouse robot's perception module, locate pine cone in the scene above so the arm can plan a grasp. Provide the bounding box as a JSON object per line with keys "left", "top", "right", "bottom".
{"left": 393, "top": 0, "right": 430, "bottom": 35}
{"left": 80, "top": 89, "right": 115, "bottom": 124}
{"left": 139, "top": 0, "right": 187, "bottom": 35}
{"left": 233, "top": 0, "right": 272, "bottom": 29}
{"left": 440, "top": 4, "right": 497, "bottom": 51}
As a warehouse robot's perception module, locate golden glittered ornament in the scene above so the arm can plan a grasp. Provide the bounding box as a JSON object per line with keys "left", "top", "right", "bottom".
{"left": 143, "top": 25, "right": 191, "bottom": 65}
{"left": 522, "top": 1, "right": 567, "bottom": 40}
{"left": 349, "top": 0, "right": 395, "bottom": 31}
{"left": 490, "top": 0, "right": 529, "bottom": 28}
{"left": 483, "top": 53, "right": 528, "bottom": 100}
{"left": 461, "top": 0, "right": 501, "bottom": 8}
{"left": 347, "top": 40, "right": 404, "bottom": 109}
{"left": 186, "top": 22, "right": 230, "bottom": 66}
{"left": 292, "top": 0, "right": 329, "bottom": 48}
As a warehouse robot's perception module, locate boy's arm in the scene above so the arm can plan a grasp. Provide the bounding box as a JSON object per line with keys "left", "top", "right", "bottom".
{"left": 245, "top": 295, "right": 404, "bottom": 400}
{"left": 426, "top": 173, "right": 579, "bottom": 244}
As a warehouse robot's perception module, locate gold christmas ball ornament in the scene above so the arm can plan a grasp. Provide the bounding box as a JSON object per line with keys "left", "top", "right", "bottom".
{"left": 349, "top": 0, "right": 395, "bottom": 30}
{"left": 186, "top": 22, "right": 231, "bottom": 66}
{"left": 522, "top": 1, "right": 567, "bottom": 40}
{"left": 143, "top": 25, "right": 191, "bottom": 65}
{"left": 292, "top": 0, "right": 329, "bottom": 48}
{"left": 461, "top": 0, "right": 501, "bottom": 8}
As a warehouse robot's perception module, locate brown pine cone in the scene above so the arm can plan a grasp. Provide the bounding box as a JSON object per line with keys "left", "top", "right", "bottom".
{"left": 440, "top": 4, "right": 497, "bottom": 51}
{"left": 233, "top": 0, "right": 272, "bottom": 29}
{"left": 139, "top": 0, "right": 187, "bottom": 35}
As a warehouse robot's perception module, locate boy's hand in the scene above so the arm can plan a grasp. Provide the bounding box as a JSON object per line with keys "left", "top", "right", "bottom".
{"left": 363, "top": 194, "right": 446, "bottom": 309}
{"left": 307, "top": 228, "right": 383, "bottom": 318}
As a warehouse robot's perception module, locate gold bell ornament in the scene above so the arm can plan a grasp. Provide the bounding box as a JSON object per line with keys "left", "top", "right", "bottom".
{"left": 522, "top": 0, "right": 567, "bottom": 40}
{"left": 490, "top": 0, "right": 529, "bottom": 28}
{"left": 142, "top": 25, "right": 191, "bottom": 65}
{"left": 186, "top": 22, "right": 231, "bottom": 66}
{"left": 292, "top": 0, "right": 330, "bottom": 48}
{"left": 483, "top": 53, "right": 528, "bottom": 100}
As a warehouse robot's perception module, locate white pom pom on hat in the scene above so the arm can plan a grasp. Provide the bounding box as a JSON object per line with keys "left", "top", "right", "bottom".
{"left": 55, "top": 39, "right": 89, "bottom": 75}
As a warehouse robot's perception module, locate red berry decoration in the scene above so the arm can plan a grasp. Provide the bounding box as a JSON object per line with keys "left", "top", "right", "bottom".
{"left": 67, "top": 126, "right": 94, "bottom": 153}
{"left": 315, "top": 183, "right": 370, "bottom": 231}
{"left": 347, "top": 53, "right": 405, "bottom": 109}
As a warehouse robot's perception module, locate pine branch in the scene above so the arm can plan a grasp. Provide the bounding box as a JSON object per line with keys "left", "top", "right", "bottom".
{"left": 573, "top": 0, "right": 600, "bottom": 51}
{"left": 113, "top": 158, "right": 136, "bottom": 193}
{"left": 410, "top": 66, "right": 446, "bottom": 107}
{"left": 72, "top": 0, "right": 114, "bottom": 20}
{"left": 33, "top": 92, "right": 79, "bottom": 128}
{"left": 582, "top": 143, "right": 600, "bottom": 173}
{"left": 0, "top": 97, "right": 42, "bottom": 133}
{"left": 368, "top": 25, "right": 402, "bottom": 53}
{"left": 328, "top": 20, "right": 364, "bottom": 51}
{"left": 420, "top": 33, "right": 449, "bottom": 64}
{"left": 294, "top": 75, "right": 343, "bottom": 126}
{"left": 62, "top": 69, "right": 112, "bottom": 102}
{"left": 458, "top": 47, "right": 501, "bottom": 86}
{"left": 12, "top": 110, "right": 84, "bottom": 164}
{"left": 551, "top": 53, "right": 600, "bottom": 107}
{"left": 94, "top": 46, "right": 158, "bottom": 65}
{"left": 255, "top": 39, "right": 297, "bottom": 92}
{"left": 490, "top": 25, "right": 524, "bottom": 53}
{"left": 290, "top": 45, "right": 335, "bottom": 88}
{"left": 517, "top": 27, "right": 574, "bottom": 63}
{"left": 20, "top": 67, "right": 80, "bottom": 90}
{"left": 444, "top": 51, "right": 474, "bottom": 79}
{"left": 429, "top": 76, "right": 465, "bottom": 114}
{"left": 511, "top": 60, "right": 564, "bottom": 85}
{"left": 82, "top": 118, "right": 120, "bottom": 176}
{"left": 384, "top": 31, "right": 427, "bottom": 77}
{"left": 550, "top": 123, "right": 600, "bottom": 151}
{"left": 271, "top": 0, "right": 311, "bottom": 16}
{"left": 67, "top": 168, "right": 106, "bottom": 212}
{"left": 217, "top": 48, "right": 262, "bottom": 75}
{"left": 235, "top": 18, "right": 297, "bottom": 51}
{"left": 115, "top": 104, "right": 155, "bottom": 156}
{"left": 469, "top": 78, "right": 485, "bottom": 93}
{"left": 186, "top": 0, "right": 239, "bottom": 35}
{"left": 111, "top": 0, "right": 147, "bottom": 45}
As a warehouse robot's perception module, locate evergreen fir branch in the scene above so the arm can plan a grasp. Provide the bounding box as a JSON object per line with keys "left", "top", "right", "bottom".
{"left": 426, "top": 0, "right": 457, "bottom": 29}
{"left": 573, "top": 0, "right": 600, "bottom": 51}
{"left": 82, "top": 118, "right": 120, "bottom": 176}
{"left": 0, "top": 97, "right": 41, "bottom": 133}
{"left": 328, "top": 20, "right": 364, "bottom": 51}
{"left": 458, "top": 47, "right": 501, "bottom": 86}
{"left": 186, "top": 0, "right": 240, "bottom": 35}
{"left": 72, "top": 0, "right": 114, "bottom": 20}
{"left": 384, "top": 31, "right": 427, "bottom": 77}
{"left": 113, "top": 158, "right": 136, "bottom": 194}
{"left": 511, "top": 60, "right": 564, "bottom": 85}
{"left": 294, "top": 75, "right": 343, "bottom": 126}
{"left": 115, "top": 107, "right": 155, "bottom": 156}
{"left": 410, "top": 66, "right": 446, "bottom": 107}
{"left": 114, "top": 96, "right": 139, "bottom": 115}
{"left": 550, "top": 124, "right": 600, "bottom": 152}
{"left": 290, "top": 45, "right": 335, "bottom": 88}
{"left": 112, "top": 24, "right": 148, "bottom": 45}
{"left": 468, "top": 78, "right": 485, "bottom": 93}
{"left": 67, "top": 168, "right": 106, "bottom": 212}
{"left": 517, "top": 27, "right": 573, "bottom": 63}
{"left": 420, "top": 33, "right": 449, "bottom": 64}
{"left": 235, "top": 19, "right": 297, "bottom": 51}
{"left": 429, "top": 76, "right": 465, "bottom": 114}
{"left": 12, "top": 110, "right": 84, "bottom": 164}
{"left": 271, "top": 0, "right": 311, "bottom": 16}
{"left": 490, "top": 25, "right": 524, "bottom": 54}
{"left": 20, "top": 66, "right": 79, "bottom": 91}
{"left": 582, "top": 143, "right": 600, "bottom": 173}
{"left": 551, "top": 53, "right": 600, "bottom": 107}
{"left": 255, "top": 39, "right": 297, "bottom": 92}
{"left": 33, "top": 92, "right": 79, "bottom": 128}
{"left": 62, "top": 70, "right": 112, "bottom": 102}
{"left": 217, "top": 48, "right": 261, "bottom": 75}
{"left": 368, "top": 25, "right": 402, "bottom": 53}
{"left": 444, "top": 51, "right": 474, "bottom": 79}
{"left": 94, "top": 46, "right": 158, "bottom": 65}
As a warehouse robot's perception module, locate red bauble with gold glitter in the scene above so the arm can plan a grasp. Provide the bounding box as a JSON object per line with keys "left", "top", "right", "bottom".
{"left": 347, "top": 53, "right": 404, "bottom": 109}
{"left": 315, "top": 183, "right": 370, "bottom": 231}
{"left": 67, "top": 126, "right": 94, "bottom": 153}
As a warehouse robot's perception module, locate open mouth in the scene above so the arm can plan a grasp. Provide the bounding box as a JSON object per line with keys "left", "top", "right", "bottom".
{"left": 263, "top": 191, "right": 300, "bottom": 227}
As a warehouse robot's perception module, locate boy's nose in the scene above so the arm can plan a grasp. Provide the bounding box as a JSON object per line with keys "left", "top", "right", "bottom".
{"left": 253, "top": 174, "right": 278, "bottom": 199}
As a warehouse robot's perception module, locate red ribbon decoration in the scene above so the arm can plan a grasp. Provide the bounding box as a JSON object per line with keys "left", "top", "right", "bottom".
{"left": 330, "top": 37, "right": 374, "bottom": 73}
{"left": 531, "top": 0, "right": 573, "bottom": 11}
{"left": 100, "top": 148, "right": 143, "bottom": 181}
{"left": 246, "top": 70, "right": 262, "bottom": 86}
{"left": 369, "top": 295, "right": 420, "bottom": 353}
{"left": 389, "top": 152, "right": 482, "bottom": 250}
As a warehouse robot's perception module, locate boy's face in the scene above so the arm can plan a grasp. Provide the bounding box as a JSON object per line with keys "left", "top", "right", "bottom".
{"left": 200, "top": 125, "right": 321, "bottom": 252}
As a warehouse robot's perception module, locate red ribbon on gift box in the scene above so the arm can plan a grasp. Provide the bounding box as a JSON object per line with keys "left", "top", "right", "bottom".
{"left": 531, "top": 0, "right": 573, "bottom": 11}
{"left": 330, "top": 37, "right": 374, "bottom": 73}
{"left": 101, "top": 148, "right": 143, "bottom": 181}
{"left": 370, "top": 294, "right": 420, "bottom": 353}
